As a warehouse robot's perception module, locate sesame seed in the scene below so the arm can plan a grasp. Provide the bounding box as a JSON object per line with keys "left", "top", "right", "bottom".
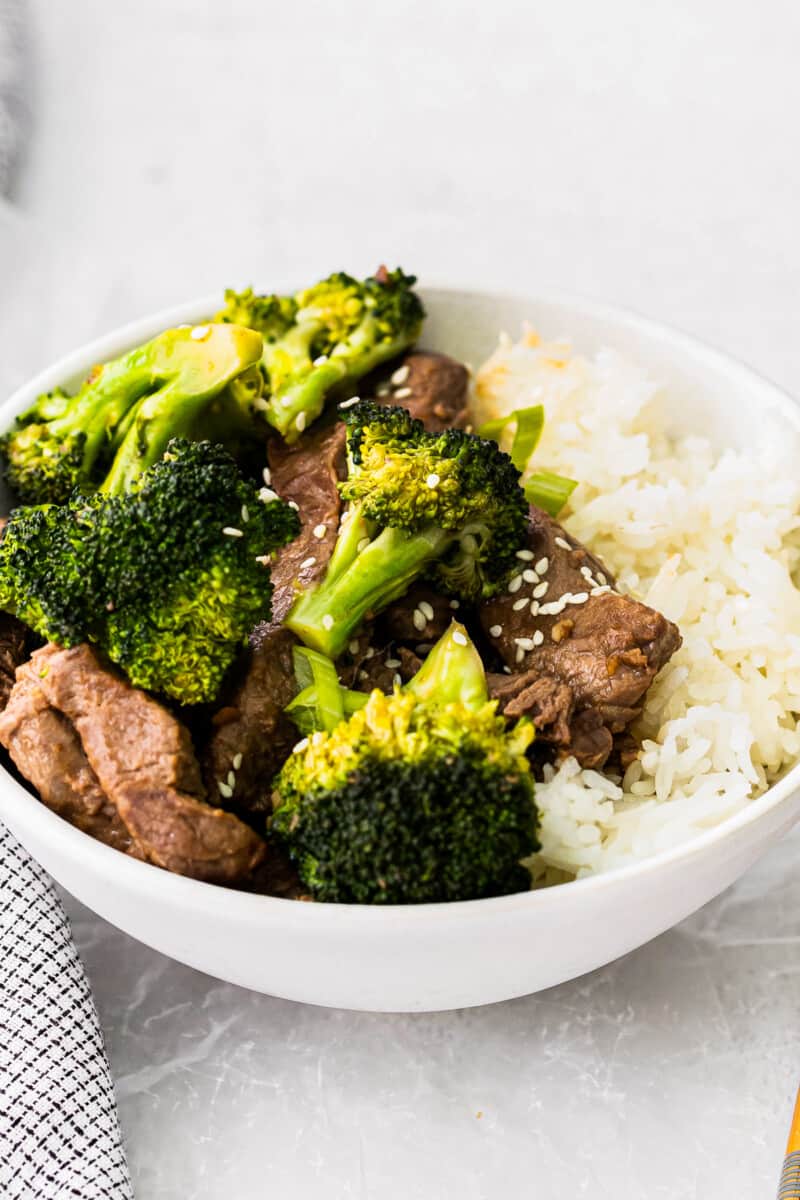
{"left": 449, "top": 599, "right": 460, "bottom": 609}
{"left": 313, "top": 523, "right": 327, "bottom": 539}
{"left": 580, "top": 566, "right": 593, "bottom": 580}
{"left": 489, "top": 624, "right": 503, "bottom": 637}
{"left": 299, "top": 556, "right": 317, "bottom": 569}
{"left": 288, "top": 500, "right": 299, "bottom": 511}
{"left": 218, "top": 781, "right": 233, "bottom": 799}
{"left": 515, "top": 647, "right": 525, "bottom": 664}
{"left": 227, "top": 771, "right": 236, "bottom": 788}
{"left": 338, "top": 395, "right": 360, "bottom": 410}
{"left": 530, "top": 600, "right": 540, "bottom": 615}
{"left": 190, "top": 324, "right": 211, "bottom": 340}
{"left": 255, "top": 554, "right": 271, "bottom": 566}
{"left": 512, "top": 597, "right": 529, "bottom": 611}
{"left": 253, "top": 396, "right": 269, "bottom": 412}
{"left": 452, "top": 630, "right": 468, "bottom": 646}
{"left": 533, "top": 581, "right": 548, "bottom": 598}
{"left": 262, "top": 467, "right": 272, "bottom": 486}
{"left": 241, "top": 504, "right": 249, "bottom": 523}
{"left": 418, "top": 600, "right": 434, "bottom": 621}
{"left": 358, "top": 669, "right": 369, "bottom": 681}
{"left": 223, "top": 526, "right": 243, "bottom": 537}
{"left": 515, "top": 549, "right": 534, "bottom": 561}
{"left": 522, "top": 569, "right": 537, "bottom": 583}
{"left": 415, "top": 643, "right": 432, "bottom": 654}
{"left": 554, "top": 537, "right": 571, "bottom": 551}
{"left": 395, "top": 386, "right": 412, "bottom": 399}
{"left": 376, "top": 384, "right": 391, "bottom": 397}
{"left": 391, "top": 365, "right": 410, "bottom": 385}
{"left": 258, "top": 486, "right": 279, "bottom": 503}
{"left": 596, "top": 572, "right": 607, "bottom": 585}
{"left": 312, "top": 354, "right": 328, "bottom": 366}
{"left": 591, "top": 585, "right": 612, "bottom": 596}
{"left": 532, "top": 630, "right": 544, "bottom": 647}
{"left": 426, "top": 473, "right": 440, "bottom": 488}
{"left": 385, "top": 658, "right": 401, "bottom": 669}
{"left": 535, "top": 557, "right": 549, "bottom": 574}
{"left": 232, "top": 753, "right": 243, "bottom": 770}
{"left": 295, "top": 412, "right": 307, "bottom": 432}
{"left": 348, "top": 640, "right": 361, "bottom": 655}
{"left": 321, "top": 614, "right": 335, "bottom": 630}
{"left": 293, "top": 738, "right": 309, "bottom": 754}
{"left": 508, "top": 575, "right": 523, "bottom": 594}
{"left": 570, "top": 591, "right": 589, "bottom": 604}
{"left": 412, "top": 608, "right": 427, "bottom": 631}
{"left": 503, "top": 664, "right": 512, "bottom": 674}
{"left": 393, "top": 673, "right": 402, "bottom": 687}
{"left": 364, "top": 647, "right": 375, "bottom": 659}
{"left": 514, "top": 637, "right": 535, "bottom": 650}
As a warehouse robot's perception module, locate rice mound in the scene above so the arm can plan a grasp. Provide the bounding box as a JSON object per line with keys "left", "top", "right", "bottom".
{"left": 472, "top": 330, "right": 800, "bottom": 880}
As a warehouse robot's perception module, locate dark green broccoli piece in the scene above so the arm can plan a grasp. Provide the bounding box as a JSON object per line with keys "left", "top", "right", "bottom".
{"left": 272, "top": 622, "right": 538, "bottom": 904}
{"left": 284, "top": 400, "right": 528, "bottom": 656}
{"left": 0, "top": 324, "right": 264, "bottom": 505}
{"left": 217, "top": 268, "right": 424, "bottom": 443}
{"left": 0, "top": 439, "right": 299, "bottom": 704}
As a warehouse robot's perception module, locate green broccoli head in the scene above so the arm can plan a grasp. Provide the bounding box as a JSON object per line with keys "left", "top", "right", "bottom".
{"left": 0, "top": 324, "right": 264, "bottom": 506}
{"left": 0, "top": 439, "right": 299, "bottom": 704}
{"left": 217, "top": 268, "right": 424, "bottom": 443}
{"left": 285, "top": 401, "right": 528, "bottom": 657}
{"left": 272, "top": 623, "right": 538, "bottom": 904}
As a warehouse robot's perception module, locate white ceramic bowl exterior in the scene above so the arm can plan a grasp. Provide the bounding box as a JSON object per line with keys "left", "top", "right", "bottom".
{"left": 1, "top": 288, "right": 799, "bottom": 1012}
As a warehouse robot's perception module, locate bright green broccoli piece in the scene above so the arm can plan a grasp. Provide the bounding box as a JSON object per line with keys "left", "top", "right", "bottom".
{"left": 284, "top": 400, "right": 528, "bottom": 657}
{"left": 271, "top": 622, "right": 538, "bottom": 904}
{"left": 0, "top": 324, "right": 263, "bottom": 505}
{"left": 216, "top": 268, "right": 424, "bottom": 443}
{"left": 0, "top": 439, "right": 299, "bottom": 704}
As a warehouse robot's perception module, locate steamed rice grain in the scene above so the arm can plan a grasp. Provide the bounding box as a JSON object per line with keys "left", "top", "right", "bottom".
{"left": 472, "top": 330, "right": 800, "bottom": 881}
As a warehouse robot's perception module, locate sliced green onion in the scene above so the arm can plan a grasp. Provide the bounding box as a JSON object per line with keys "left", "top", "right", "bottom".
{"left": 291, "top": 646, "right": 344, "bottom": 732}
{"left": 286, "top": 683, "right": 369, "bottom": 735}
{"left": 524, "top": 470, "right": 578, "bottom": 517}
{"left": 478, "top": 404, "right": 544, "bottom": 469}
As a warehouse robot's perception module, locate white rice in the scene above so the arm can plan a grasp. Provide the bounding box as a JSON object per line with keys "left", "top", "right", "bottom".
{"left": 472, "top": 329, "right": 800, "bottom": 881}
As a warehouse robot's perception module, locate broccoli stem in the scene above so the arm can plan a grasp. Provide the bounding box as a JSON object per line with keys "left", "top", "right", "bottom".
{"left": 265, "top": 359, "right": 347, "bottom": 443}
{"left": 286, "top": 523, "right": 451, "bottom": 656}
{"left": 404, "top": 621, "right": 489, "bottom": 710}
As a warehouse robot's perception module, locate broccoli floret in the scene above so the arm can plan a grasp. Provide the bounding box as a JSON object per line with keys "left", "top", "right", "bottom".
{"left": 0, "top": 439, "right": 299, "bottom": 704}
{"left": 217, "top": 268, "right": 424, "bottom": 443}
{"left": 271, "top": 622, "right": 538, "bottom": 904}
{"left": 284, "top": 400, "right": 528, "bottom": 657}
{"left": 0, "top": 324, "right": 264, "bottom": 505}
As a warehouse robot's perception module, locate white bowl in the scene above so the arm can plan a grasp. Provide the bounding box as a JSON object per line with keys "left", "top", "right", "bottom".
{"left": 2, "top": 286, "right": 799, "bottom": 1013}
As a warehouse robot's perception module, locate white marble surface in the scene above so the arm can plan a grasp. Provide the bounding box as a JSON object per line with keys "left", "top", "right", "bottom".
{"left": 6, "top": 0, "right": 800, "bottom": 1194}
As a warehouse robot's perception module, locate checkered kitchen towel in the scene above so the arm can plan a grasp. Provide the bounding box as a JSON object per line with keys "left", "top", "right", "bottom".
{"left": 0, "top": 5, "right": 133, "bottom": 1195}
{"left": 0, "top": 827, "right": 133, "bottom": 1198}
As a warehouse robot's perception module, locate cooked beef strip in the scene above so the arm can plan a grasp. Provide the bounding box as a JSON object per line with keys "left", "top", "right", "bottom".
{"left": 344, "top": 639, "right": 421, "bottom": 693}
{"left": 487, "top": 671, "right": 575, "bottom": 747}
{"left": 373, "top": 351, "right": 470, "bottom": 430}
{"left": 0, "top": 613, "right": 28, "bottom": 709}
{"left": 0, "top": 661, "right": 142, "bottom": 856}
{"left": 28, "top": 643, "right": 265, "bottom": 883}
{"left": 266, "top": 419, "right": 347, "bottom": 623}
{"left": 377, "top": 584, "right": 455, "bottom": 649}
{"left": 203, "top": 625, "right": 299, "bottom": 819}
{"left": 480, "top": 505, "right": 681, "bottom": 767}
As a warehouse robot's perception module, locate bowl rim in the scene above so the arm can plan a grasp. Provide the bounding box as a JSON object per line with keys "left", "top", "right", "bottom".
{"left": 2, "top": 281, "right": 799, "bottom": 928}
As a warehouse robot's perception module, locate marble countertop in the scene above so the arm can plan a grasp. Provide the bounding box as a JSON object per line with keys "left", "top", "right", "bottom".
{"left": 7, "top": 0, "right": 800, "bottom": 1194}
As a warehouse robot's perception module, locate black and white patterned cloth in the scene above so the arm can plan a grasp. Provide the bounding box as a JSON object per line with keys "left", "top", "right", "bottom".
{"left": 0, "top": 4, "right": 133, "bottom": 1194}
{"left": 0, "top": 826, "right": 133, "bottom": 1198}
